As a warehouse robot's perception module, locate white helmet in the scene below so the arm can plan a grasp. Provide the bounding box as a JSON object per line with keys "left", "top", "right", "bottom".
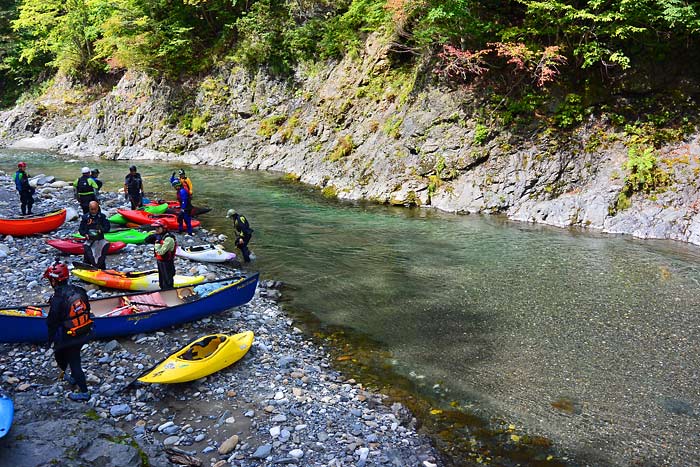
{"left": 81, "top": 166, "right": 91, "bottom": 174}
{"left": 226, "top": 209, "right": 236, "bottom": 218}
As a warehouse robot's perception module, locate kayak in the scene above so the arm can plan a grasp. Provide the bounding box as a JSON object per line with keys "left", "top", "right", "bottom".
{"left": 72, "top": 267, "right": 206, "bottom": 291}
{"left": 117, "top": 210, "right": 201, "bottom": 230}
{"left": 139, "top": 331, "right": 254, "bottom": 384}
{"left": 176, "top": 244, "right": 236, "bottom": 263}
{"left": 146, "top": 200, "right": 212, "bottom": 217}
{"left": 109, "top": 203, "right": 169, "bottom": 225}
{"left": 0, "top": 209, "right": 66, "bottom": 236}
{"left": 0, "top": 387, "right": 13, "bottom": 439}
{"left": 47, "top": 238, "right": 127, "bottom": 255}
{"left": 166, "top": 206, "right": 212, "bottom": 217}
{"left": 73, "top": 229, "right": 150, "bottom": 245}
{"left": 0, "top": 274, "right": 259, "bottom": 343}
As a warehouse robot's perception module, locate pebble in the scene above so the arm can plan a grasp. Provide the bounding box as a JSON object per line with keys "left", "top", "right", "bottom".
{"left": 0, "top": 178, "right": 443, "bottom": 467}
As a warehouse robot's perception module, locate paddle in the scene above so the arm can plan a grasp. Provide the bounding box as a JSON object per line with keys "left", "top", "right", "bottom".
{"left": 4, "top": 209, "right": 60, "bottom": 220}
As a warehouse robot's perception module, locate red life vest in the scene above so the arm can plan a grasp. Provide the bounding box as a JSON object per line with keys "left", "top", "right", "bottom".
{"left": 154, "top": 232, "right": 177, "bottom": 261}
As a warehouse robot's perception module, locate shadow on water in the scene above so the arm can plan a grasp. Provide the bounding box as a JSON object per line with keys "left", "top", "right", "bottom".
{"left": 4, "top": 149, "right": 700, "bottom": 466}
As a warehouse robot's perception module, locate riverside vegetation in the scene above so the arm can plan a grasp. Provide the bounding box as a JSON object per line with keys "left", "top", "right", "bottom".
{"left": 1, "top": 0, "right": 700, "bottom": 244}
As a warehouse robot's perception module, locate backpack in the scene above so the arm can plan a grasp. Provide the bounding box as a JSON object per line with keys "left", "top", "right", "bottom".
{"left": 62, "top": 288, "right": 93, "bottom": 337}
{"left": 126, "top": 173, "right": 141, "bottom": 192}
{"left": 76, "top": 175, "right": 91, "bottom": 193}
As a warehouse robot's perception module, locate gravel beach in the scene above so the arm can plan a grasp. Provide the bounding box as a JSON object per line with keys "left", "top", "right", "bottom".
{"left": 0, "top": 172, "right": 443, "bottom": 467}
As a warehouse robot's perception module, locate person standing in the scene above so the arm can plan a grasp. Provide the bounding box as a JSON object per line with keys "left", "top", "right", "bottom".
{"left": 226, "top": 208, "right": 254, "bottom": 263}
{"left": 124, "top": 165, "right": 144, "bottom": 209}
{"left": 44, "top": 261, "right": 94, "bottom": 402}
{"left": 14, "top": 161, "right": 34, "bottom": 215}
{"left": 170, "top": 169, "right": 193, "bottom": 197}
{"left": 90, "top": 169, "right": 103, "bottom": 199}
{"left": 145, "top": 220, "right": 177, "bottom": 289}
{"left": 78, "top": 201, "right": 111, "bottom": 269}
{"left": 174, "top": 180, "right": 194, "bottom": 235}
{"left": 74, "top": 167, "right": 98, "bottom": 214}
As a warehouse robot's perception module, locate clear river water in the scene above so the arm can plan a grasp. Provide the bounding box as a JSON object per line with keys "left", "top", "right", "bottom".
{"left": 2, "top": 149, "right": 700, "bottom": 466}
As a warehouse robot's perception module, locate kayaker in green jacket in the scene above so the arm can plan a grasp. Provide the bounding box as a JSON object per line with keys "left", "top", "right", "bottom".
{"left": 145, "top": 220, "right": 177, "bottom": 289}
{"left": 74, "top": 167, "right": 98, "bottom": 214}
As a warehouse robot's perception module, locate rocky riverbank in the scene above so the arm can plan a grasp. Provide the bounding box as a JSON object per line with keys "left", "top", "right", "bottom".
{"left": 0, "top": 174, "right": 442, "bottom": 467}
{"left": 2, "top": 41, "right": 700, "bottom": 247}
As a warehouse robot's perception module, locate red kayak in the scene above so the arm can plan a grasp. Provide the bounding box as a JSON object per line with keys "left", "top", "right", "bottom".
{"left": 46, "top": 239, "right": 127, "bottom": 255}
{"left": 117, "top": 210, "right": 201, "bottom": 230}
{"left": 0, "top": 209, "right": 66, "bottom": 236}
{"left": 146, "top": 200, "right": 211, "bottom": 217}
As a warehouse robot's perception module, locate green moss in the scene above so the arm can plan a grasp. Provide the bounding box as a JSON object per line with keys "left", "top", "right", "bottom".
{"left": 322, "top": 185, "right": 338, "bottom": 198}
{"left": 258, "top": 114, "right": 287, "bottom": 138}
{"left": 383, "top": 117, "right": 402, "bottom": 139}
{"left": 325, "top": 135, "right": 354, "bottom": 162}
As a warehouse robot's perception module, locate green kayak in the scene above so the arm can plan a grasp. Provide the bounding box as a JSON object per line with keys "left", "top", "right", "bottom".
{"left": 72, "top": 229, "right": 150, "bottom": 244}
{"left": 108, "top": 203, "right": 168, "bottom": 225}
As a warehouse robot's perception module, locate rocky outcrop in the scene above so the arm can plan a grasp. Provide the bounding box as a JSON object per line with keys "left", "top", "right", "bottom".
{"left": 2, "top": 35, "right": 700, "bottom": 245}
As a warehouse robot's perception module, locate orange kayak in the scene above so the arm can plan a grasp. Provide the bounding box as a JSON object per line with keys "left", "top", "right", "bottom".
{"left": 0, "top": 209, "right": 67, "bottom": 236}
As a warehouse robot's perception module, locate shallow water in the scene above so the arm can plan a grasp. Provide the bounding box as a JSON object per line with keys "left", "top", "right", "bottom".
{"left": 2, "top": 149, "right": 700, "bottom": 466}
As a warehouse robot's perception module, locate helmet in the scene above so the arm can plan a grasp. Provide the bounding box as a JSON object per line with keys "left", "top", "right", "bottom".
{"left": 226, "top": 209, "right": 236, "bottom": 218}
{"left": 81, "top": 166, "right": 91, "bottom": 174}
{"left": 151, "top": 219, "right": 167, "bottom": 229}
{"left": 43, "top": 262, "right": 69, "bottom": 282}
{"left": 178, "top": 169, "right": 186, "bottom": 177}
{"left": 17, "top": 161, "right": 27, "bottom": 168}
{"left": 91, "top": 168, "right": 100, "bottom": 175}
{"left": 129, "top": 165, "right": 137, "bottom": 171}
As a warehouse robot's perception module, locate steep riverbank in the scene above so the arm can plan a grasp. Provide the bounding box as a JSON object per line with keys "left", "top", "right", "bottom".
{"left": 2, "top": 34, "right": 700, "bottom": 246}
{"left": 0, "top": 175, "right": 442, "bottom": 467}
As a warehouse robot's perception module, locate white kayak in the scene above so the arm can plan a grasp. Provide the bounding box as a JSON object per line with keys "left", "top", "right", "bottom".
{"left": 176, "top": 244, "right": 237, "bottom": 263}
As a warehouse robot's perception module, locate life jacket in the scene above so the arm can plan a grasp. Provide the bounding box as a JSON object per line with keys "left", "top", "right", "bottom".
{"left": 126, "top": 173, "right": 142, "bottom": 193}
{"left": 181, "top": 177, "right": 193, "bottom": 196}
{"left": 154, "top": 232, "right": 177, "bottom": 262}
{"left": 76, "top": 175, "right": 94, "bottom": 196}
{"left": 62, "top": 288, "right": 93, "bottom": 337}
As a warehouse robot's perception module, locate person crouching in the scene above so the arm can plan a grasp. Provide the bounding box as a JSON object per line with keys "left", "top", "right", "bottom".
{"left": 145, "top": 220, "right": 177, "bottom": 290}
{"left": 78, "top": 201, "right": 111, "bottom": 269}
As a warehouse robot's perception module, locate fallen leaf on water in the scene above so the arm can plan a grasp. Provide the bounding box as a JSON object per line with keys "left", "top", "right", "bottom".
{"left": 430, "top": 409, "right": 443, "bottom": 415}
{"left": 336, "top": 355, "right": 353, "bottom": 361}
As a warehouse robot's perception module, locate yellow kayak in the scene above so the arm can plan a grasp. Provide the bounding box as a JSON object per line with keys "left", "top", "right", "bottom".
{"left": 139, "top": 332, "right": 254, "bottom": 384}
{"left": 71, "top": 268, "right": 205, "bottom": 291}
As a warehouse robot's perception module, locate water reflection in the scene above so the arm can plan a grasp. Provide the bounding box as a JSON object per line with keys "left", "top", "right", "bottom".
{"left": 2, "top": 149, "right": 700, "bottom": 465}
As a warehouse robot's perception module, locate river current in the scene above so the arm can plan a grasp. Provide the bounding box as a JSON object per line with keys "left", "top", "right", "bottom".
{"left": 2, "top": 149, "right": 699, "bottom": 466}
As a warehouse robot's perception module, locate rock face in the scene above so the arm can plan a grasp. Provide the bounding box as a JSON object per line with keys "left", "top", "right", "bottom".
{"left": 2, "top": 38, "right": 700, "bottom": 244}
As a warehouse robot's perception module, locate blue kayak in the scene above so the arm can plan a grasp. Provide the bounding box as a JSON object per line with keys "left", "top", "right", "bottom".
{"left": 0, "top": 388, "right": 13, "bottom": 438}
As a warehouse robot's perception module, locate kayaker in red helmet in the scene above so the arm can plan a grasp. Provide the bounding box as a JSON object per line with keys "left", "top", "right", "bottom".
{"left": 145, "top": 219, "right": 177, "bottom": 289}
{"left": 43, "top": 261, "right": 94, "bottom": 402}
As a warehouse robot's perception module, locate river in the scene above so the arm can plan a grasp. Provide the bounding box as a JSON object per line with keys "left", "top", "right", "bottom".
{"left": 2, "top": 148, "right": 699, "bottom": 466}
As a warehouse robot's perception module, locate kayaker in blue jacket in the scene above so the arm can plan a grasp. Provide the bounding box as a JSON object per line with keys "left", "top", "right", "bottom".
{"left": 44, "top": 261, "right": 94, "bottom": 402}
{"left": 174, "top": 180, "right": 193, "bottom": 235}
{"left": 14, "top": 161, "right": 35, "bottom": 215}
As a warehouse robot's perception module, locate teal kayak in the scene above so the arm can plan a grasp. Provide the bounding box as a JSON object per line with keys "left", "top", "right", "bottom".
{"left": 109, "top": 203, "right": 169, "bottom": 225}
{"left": 73, "top": 228, "right": 150, "bottom": 244}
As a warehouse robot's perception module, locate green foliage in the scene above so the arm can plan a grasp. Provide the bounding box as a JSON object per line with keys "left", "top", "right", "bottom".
{"left": 554, "top": 94, "right": 584, "bottom": 128}
{"left": 623, "top": 146, "right": 669, "bottom": 193}
{"left": 473, "top": 123, "right": 489, "bottom": 145}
